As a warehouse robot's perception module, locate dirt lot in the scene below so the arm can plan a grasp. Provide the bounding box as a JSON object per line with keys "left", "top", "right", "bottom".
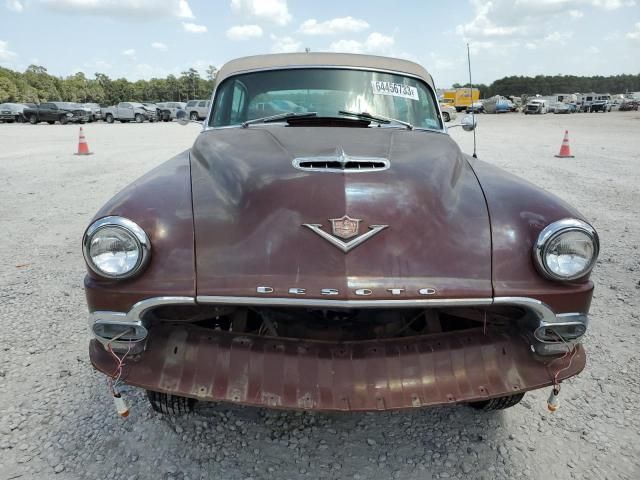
{"left": 0, "top": 113, "right": 639, "bottom": 480}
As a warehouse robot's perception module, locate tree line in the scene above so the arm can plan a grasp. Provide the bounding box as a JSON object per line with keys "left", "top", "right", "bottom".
{"left": 0, "top": 64, "right": 217, "bottom": 105}
{"left": 452, "top": 73, "right": 640, "bottom": 98}
{"left": 1, "top": 65, "right": 639, "bottom": 105}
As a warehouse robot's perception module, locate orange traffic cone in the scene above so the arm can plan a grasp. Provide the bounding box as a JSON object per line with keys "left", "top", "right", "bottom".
{"left": 75, "top": 127, "right": 93, "bottom": 155}
{"left": 555, "top": 130, "right": 574, "bottom": 158}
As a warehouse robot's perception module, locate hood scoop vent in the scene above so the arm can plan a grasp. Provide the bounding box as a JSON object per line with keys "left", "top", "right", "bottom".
{"left": 292, "top": 147, "right": 390, "bottom": 173}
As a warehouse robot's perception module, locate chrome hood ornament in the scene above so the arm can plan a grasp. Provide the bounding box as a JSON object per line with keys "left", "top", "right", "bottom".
{"left": 303, "top": 215, "right": 387, "bottom": 253}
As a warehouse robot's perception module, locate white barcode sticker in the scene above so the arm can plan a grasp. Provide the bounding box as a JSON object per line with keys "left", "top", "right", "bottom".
{"left": 371, "top": 81, "right": 419, "bottom": 100}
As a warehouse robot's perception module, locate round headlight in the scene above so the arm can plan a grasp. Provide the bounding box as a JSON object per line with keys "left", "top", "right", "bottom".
{"left": 83, "top": 216, "right": 151, "bottom": 279}
{"left": 534, "top": 219, "right": 599, "bottom": 281}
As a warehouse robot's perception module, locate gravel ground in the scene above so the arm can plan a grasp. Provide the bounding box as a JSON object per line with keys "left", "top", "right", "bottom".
{"left": 0, "top": 113, "right": 638, "bottom": 480}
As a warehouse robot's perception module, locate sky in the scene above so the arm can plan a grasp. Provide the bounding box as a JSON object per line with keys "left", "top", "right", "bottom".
{"left": 1, "top": 0, "right": 639, "bottom": 88}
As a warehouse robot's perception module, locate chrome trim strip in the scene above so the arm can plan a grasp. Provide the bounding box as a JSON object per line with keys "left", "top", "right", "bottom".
{"left": 89, "top": 296, "right": 196, "bottom": 323}
{"left": 203, "top": 65, "right": 445, "bottom": 133}
{"left": 196, "top": 296, "right": 493, "bottom": 308}
{"left": 493, "top": 296, "right": 557, "bottom": 323}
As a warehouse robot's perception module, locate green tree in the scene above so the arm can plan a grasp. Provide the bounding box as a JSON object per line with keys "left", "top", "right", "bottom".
{"left": 0, "top": 76, "right": 19, "bottom": 102}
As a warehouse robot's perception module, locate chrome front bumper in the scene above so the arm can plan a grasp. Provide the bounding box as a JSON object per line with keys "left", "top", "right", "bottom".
{"left": 88, "top": 296, "right": 588, "bottom": 356}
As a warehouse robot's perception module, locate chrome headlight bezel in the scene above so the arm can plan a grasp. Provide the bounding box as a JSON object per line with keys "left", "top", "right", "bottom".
{"left": 82, "top": 216, "right": 151, "bottom": 279}
{"left": 533, "top": 218, "right": 599, "bottom": 281}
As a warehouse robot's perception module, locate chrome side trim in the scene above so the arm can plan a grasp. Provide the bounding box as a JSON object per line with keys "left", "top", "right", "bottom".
{"left": 196, "top": 296, "right": 493, "bottom": 309}
{"left": 89, "top": 296, "right": 196, "bottom": 324}
{"left": 493, "top": 296, "right": 557, "bottom": 323}
{"left": 127, "top": 296, "right": 196, "bottom": 321}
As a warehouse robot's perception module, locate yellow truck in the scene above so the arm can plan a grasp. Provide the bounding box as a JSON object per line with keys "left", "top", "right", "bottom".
{"left": 443, "top": 88, "right": 480, "bottom": 112}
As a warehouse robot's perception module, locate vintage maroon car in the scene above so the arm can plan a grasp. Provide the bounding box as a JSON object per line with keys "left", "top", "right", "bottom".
{"left": 83, "top": 53, "right": 598, "bottom": 415}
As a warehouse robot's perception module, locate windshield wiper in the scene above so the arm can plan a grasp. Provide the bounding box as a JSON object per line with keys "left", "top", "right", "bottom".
{"left": 338, "top": 110, "right": 413, "bottom": 130}
{"left": 242, "top": 111, "right": 317, "bottom": 128}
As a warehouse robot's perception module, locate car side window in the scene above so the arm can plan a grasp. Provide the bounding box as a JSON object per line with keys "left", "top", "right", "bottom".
{"left": 198, "top": 101, "right": 206, "bottom": 107}
{"left": 229, "top": 81, "right": 247, "bottom": 124}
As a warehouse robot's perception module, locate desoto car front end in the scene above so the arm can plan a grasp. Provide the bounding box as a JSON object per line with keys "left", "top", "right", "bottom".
{"left": 83, "top": 53, "right": 598, "bottom": 415}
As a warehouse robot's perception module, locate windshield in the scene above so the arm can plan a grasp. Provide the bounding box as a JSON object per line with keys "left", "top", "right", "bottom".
{"left": 210, "top": 68, "right": 441, "bottom": 130}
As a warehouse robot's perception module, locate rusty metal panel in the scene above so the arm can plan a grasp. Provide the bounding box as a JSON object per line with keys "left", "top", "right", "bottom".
{"left": 90, "top": 326, "right": 585, "bottom": 411}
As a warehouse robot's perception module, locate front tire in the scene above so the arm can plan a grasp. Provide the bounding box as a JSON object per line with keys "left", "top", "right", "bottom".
{"left": 105, "top": 114, "right": 114, "bottom": 124}
{"left": 135, "top": 113, "right": 143, "bottom": 123}
{"left": 146, "top": 390, "right": 196, "bottom": 415}
{"left": 469, "top": 393, "right": 525, "bottom": 411}
{"left": 442, "top": 112, "right": 450, "bottom": 122}
{"left": 59, "top": 116, "right": 69, "bottom": 125}
{"left": 190, "top": 111, "right": 199, "bottom": 121}
{"left": 29, "top": 115, "right": 38, "bottom": 124}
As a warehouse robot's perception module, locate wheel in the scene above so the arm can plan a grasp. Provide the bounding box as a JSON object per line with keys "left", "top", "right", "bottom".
{"left": 59, "top": 116, "right": 69, "bottom": 125}
{"left": 29, "top": 115, "right": 38, "bottom": 124}
{"left": 105, "top": 114, "right": 114, "bottom": 124}
{"left": 190, "top": 111, "right": 199, "bottom": 121}
{"left": 47, "top": 121, "right": 55, "bottom": 124}
{"left": 135, "top": 113, "right": 143, "bottom": 123}
{"left": 146, "top": 390, "right": 196, "bottom": 415}
{"left": 442, "top": 112, "right": 450, "bottom": 122}
{"left": 469, "top": 393, "right": 525, "bottom": 411}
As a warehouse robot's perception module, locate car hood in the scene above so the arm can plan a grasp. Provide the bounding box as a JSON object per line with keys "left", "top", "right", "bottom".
{"left": 190, "top": 126, "right": 492, "bottom": 300}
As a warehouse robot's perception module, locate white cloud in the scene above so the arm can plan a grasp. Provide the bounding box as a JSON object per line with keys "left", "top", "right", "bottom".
{"left": 299, "top": 16, "right": 369, "bottom": 35}
{"left": 5, "top": 0, "right": 23, "bottom": 12}
{"left": 0, "top": 40, "right": 17, "bottom": 62}
{"left": 545, "top": 31, "right": 574, "bottom": 43}
{"left": 328, "top": 39, "right": 364, "bottom": 54}
{"left": 457, "top": 0, "right": 636, "bottom": 44}
{"left": 591, "top": 0, "right": 636, "bottom": 9}
{"left": 182, "top": 22, "right": 207, "bottom": 33}
{"left": 226, "top": 24, "right": 263, "bottom": 40}
{"left": 231, "top": 0, "right": 291, "bottom": 26}
{"left": 40, "top": 0, "right": 194, "bottom": 19}
{"left": 86, "top": 59, "right": 113, "bottom": 71}
{"left": 122, "top": 48, "right": 136, "bottom": 58}
{"left": 151, "top": 42, "right": 168, "bottom": 50}
{"left": 626, "top": 22, "right": 640, "bottom": 40}
{"left": 328, "top": 32, "right": 394, "bottom": 55}
{"left": 365, "top": 32, "right": 394, "bottom": 53}
{"left": 270, "top": 34, "right": 302, "bottom": 53}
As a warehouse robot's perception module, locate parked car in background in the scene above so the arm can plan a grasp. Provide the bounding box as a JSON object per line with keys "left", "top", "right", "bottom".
{"left": 579, "top": 93, "right": 610, "bottom": 112}
{"left": 23, "top": 102, "right": 90, "bottom": 124}
{"left": 439, "top": 103, "right": 457, "bottom": 122}
{"left": 102, "top": 102, "right": 157, "bottom": 123}
{"left": 156, "top": 102, "right": 186, "bottom": 119}
{"left": 83, "top": 103, "right": 102, "bottom": 122}
{"left": 466, "top": 101, "right": 484, "bottom": 113}
{"left": 184, "top": 99, "right": 210, "bottom": 120}
{"left": 0, "top": 103, "right": 28, "bottom": 123}
{"left": 553, "top": 102, "right": 572, "bottom": 114}
{"left": 618, "top": 99, "right": 639, "bottom": 111}
{"left": 84, "top": 52, "right": 597, "bottom": 417}
{"left": 524, "top": 99, "right": 548, "bottom": 114}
